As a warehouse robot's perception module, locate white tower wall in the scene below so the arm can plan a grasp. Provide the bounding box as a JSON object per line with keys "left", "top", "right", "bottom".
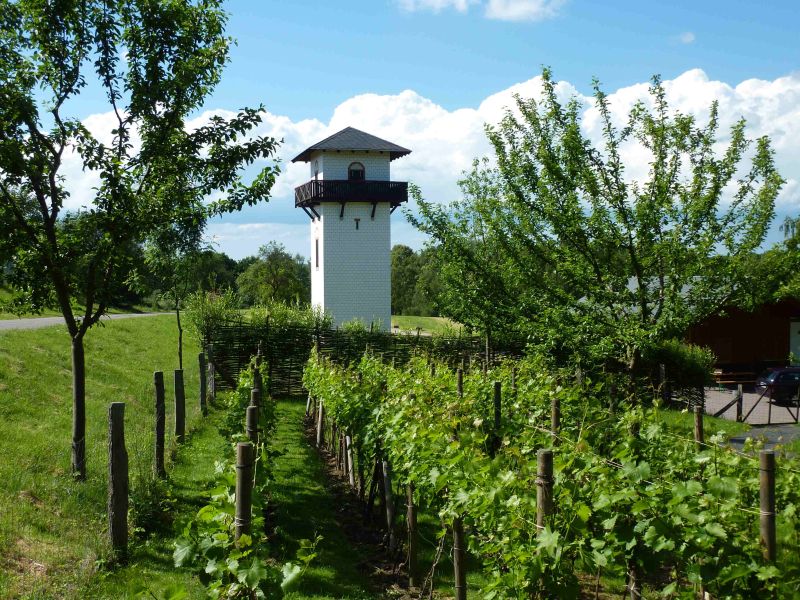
{"left": 308, "top": 150, "right": 393, "bottom": 330}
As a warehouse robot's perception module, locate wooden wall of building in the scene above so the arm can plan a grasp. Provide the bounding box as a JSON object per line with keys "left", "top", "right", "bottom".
{"left": 687, "top": 300, "right": 800, "bottom": 370}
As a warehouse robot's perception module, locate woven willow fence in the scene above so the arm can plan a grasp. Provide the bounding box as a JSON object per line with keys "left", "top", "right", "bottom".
{"left": 204, "top": 322, "right": 526, "bottom": 396}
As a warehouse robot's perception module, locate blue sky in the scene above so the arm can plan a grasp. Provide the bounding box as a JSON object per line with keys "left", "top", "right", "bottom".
{"left": 64, "top": 0, "right": 800, "bottom": 259}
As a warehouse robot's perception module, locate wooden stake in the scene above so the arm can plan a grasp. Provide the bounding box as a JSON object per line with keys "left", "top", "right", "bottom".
{"left": 760, "top": 450, "right": 776, "bottom": 562}
{"left": 457, "top": 368, "right": 463, "bottom": 398}
{"left": 694, "top": 405, "right": 704, "bottom": 451}
{"left": 206, "top": 344, "right": 216, "bottom": 402}
{"left": 108, "top": 402, "right": 128, "bottom": 562}
{"left": 250, "top": 387, "right": 260, "bottom": 408}
{"left": 198, "top": 352, "right": 207, "bottom": 416}
{"left": 736, "top": 384, "right": 743, "bottom": 423}
{"left": 381, "top": 458, "right": 397, "bottom": 550}
{"left": 407, "top": 483, "right": 420, "bottom": 588}
{"left": 345, "top": 433, "right": 356, "bottom": 488}
{"left": 551, "top": 397, "right": 561, "bottom": 445}
{"left": 316, "top": 401, "right": 324, "bottom": 448}
{"left": 536, "top": 449, "right": 553, "bottom": 529}
{"left": 174, "top": 369, "right": 185, "bottom": 444}
{"left": 246, "top": 405, "right": 259, "bottom": 443}
{"left": 153, "top": 371, "right": 165, "bottom": 479}
{"left": 235, "top": 442, "right": 254, "bottom": 540}
{"left": 453, "top": 517, "right": 467, "bottom": 600}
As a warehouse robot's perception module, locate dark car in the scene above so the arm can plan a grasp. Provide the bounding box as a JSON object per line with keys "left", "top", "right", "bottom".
{"left": 756, "top": 368, "right": 800, "bottom": 403}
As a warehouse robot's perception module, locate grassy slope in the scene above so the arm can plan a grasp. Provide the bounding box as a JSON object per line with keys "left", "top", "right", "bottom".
{"left": 0, "top": 286, "right": 160, "bottom": 320}
{"left": 0, "top": 315, "right": 205, "bottom": 598}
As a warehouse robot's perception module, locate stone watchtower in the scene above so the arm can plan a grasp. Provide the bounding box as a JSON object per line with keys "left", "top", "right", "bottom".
{"left": 292, "top": 127, "right": 410, "bottom": 330}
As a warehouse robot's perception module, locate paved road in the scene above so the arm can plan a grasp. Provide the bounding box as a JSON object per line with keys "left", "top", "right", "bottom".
{"left": 0, "top": 312, "right": 164, "bottom": 331}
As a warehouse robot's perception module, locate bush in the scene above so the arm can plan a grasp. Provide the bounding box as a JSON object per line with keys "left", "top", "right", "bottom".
{"left": 184, "top": 289, "right": 241, "bottom": 342}
{"left": 642, "top": 338, "right": 715, "bottom": 390}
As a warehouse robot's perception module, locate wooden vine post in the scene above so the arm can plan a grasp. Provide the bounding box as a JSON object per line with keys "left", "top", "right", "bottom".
{"left": 246, "top": 405, "right": 259, "bottom": 443}
{"left": 174, "top": 369, "right": 185, "bottom": 444}
{"left": 198, "top": 352, "right": 207, "bottom": 416}
{"left": 381, "top": 457, "right": 397, "bottom": 551}
{"left": 760, "top": 450, "right": 776, "bottom": 562}
{"left": 694, "top": 405, "right": 704, "bottom": 451}
{"left": 153, "top": 371, "right": 166, "bottom": 479}
{"left": 457, "top": 368, "right": 463, "bottom": 398}
{"left": 736, "top": 384, "right": 743, "bottom": 423}
{"left": 407, "top": 483, "right": 420, "bottom": 589}
{"left": 108, "top": 402, "right": 128, "bottom": 562}
{"left": 345, "top": 432, "right": 356, "bottom": 488}
{"left": 316, "top": 401, "right": 325, "bottom": 448}
{"left": 551, "top": 397, "right": 561, "bottom": 445}
{"left": 206, "top": 343, "right": 216, "bottom": 402}
{"left": 452, "top": 517, "right": 467, "bottom": 600}
{"left": 235, "top": 442, "right": 254, "bottom": 540}
{"left": 536, "top": 449, "right": 553, "bottom": 530}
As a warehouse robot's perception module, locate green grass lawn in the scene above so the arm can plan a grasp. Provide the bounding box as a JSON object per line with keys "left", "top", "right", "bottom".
{"left": 0, "top": 315, "right": 206, "bottom": 598}
{"left": 657, "top": 406, "right": 750, "bottom": 438}
{"left": 391, "top": 315, "right": 460, "bottom": 335}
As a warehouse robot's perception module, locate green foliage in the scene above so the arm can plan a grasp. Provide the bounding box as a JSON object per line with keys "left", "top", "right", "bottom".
{"left": 642, "top": 339, "right": 715, "bottom": 389}
{"left": 304, "top": 352, "right": 800, "bottom": 598}
{"left": 391, "top": 244, "right": 442, "bottom": 316}
{"left": 412, "top": 69, "right": 784, "bottom": 372}
{"left": 248, "top": 299, "right": 331, "bottom": 330}
{"left": 184, "top": 289, "right": 241, "bottom": 343}
{"left": 236, "top": 242, "right": 311, "bottom": 308}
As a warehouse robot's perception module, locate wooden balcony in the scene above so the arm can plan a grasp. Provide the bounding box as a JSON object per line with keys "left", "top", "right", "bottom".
{"left": 294, "top": 179, "right": 408, "bottom": 209}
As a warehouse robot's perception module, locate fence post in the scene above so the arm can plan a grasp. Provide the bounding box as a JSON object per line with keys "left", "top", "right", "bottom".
{"left": 381, "top": 458, "right": 397, "bottom": 551}
{"left": 108, "top": 402, "right": 128, "bottom": 562}
{"left": 457, "top": 368, "right": 463, "bottom": 398}
{"left": 551, "top": 397, "right": 561, "bottom": 445}
{"left": 246, "top": 405, "right": 259, "bottom": 443}
{"left": 536, "top": 449, "right": 554, "bottom": 529}
{"left": 235, "top": 442, "right": 254, "bottom": 540}
{"left": 694, "top": 404, "right": 704, "bottom": 451}
{"left": 453, "top": 517, "right": 467, "bottom": 600}
{"left": 198, "top": 352, "right": 207, "bottom": 416}
{"left": 153, "top": 371, "right": 166, "bottom": 479}
{"left": 760, "top": 450, "right": 776, "bottom": 562}
{"left": 736, "top": 384, "right": 743, "bottom": 422}
{"left": 250, "top": 387, "right": 260, "bottom": 409}
{"left": 407, "top": 483, "right": 420, "bottom": 588}
{"left": 206, "top": 343, "right": 216, "bottom": 403}
{"left": 174, "top": 369, "right": 185, "bottom": 444}
{"left": 316, "top": 401, "right": 325, "bottom": 448}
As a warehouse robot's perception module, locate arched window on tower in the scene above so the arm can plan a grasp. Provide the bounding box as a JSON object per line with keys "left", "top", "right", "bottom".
{"left": 348, "top": 162, "right": 365, "bottom": 181}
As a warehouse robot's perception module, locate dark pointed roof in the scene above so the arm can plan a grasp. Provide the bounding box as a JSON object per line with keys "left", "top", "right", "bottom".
{"left": 291, "top": 126, "right": 411, "bottom": 163}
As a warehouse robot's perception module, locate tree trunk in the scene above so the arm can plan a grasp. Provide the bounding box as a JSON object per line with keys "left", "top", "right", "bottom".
{"left": 72, "top": 336, "right": 87, "bottom": 480}
{"left": 176, "top": 304, "right": 183, "bottom": 370}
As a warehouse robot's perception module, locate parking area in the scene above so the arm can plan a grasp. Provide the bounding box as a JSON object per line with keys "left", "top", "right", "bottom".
{"left": 704, "top": 387, "right": 800, "bottom": 425}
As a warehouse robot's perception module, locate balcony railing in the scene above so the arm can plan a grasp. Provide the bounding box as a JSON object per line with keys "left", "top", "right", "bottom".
{"left": 294, "top": 179, "right": 408, "bottom": 208}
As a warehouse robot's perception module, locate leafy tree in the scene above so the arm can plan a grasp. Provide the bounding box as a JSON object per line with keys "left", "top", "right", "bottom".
{"left": 413, "top": 70, "right": 783, "bottom": 373}
{"left": 236, "top": 242, "right": 310, "bottom": 307}
{"left": 391, "top": 245, "right": 419, "bottom": 315}
{"left": 0, "top": 0, "right": 279, "bottom": 479}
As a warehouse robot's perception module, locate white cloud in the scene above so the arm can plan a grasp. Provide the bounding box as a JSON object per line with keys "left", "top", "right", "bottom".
{"left": 484, "top": 0, "right": 565, "bottom": 22}
{"left": 396, "top": 0, "right": 563, "bottom": 21}
{"left": 396, "top": 0, "right": 476, "bottom": 13}
{"left": 677, "top": 31, "right": 696, "bottom": 44}
{"left": 60, "top": 69, "right": 800, "bottom": 258}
